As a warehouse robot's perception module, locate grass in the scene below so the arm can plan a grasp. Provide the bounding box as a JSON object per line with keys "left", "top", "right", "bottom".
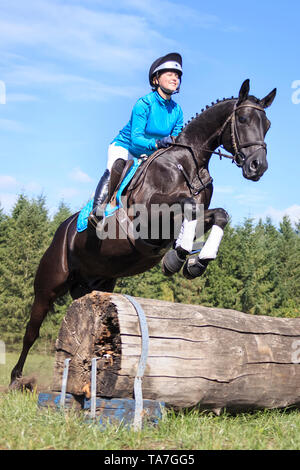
{"left": 1, "top": 353, "right": 300, "bottom": 450}
{"left": 1, "top": 391, "right": 300, "bottom": 450}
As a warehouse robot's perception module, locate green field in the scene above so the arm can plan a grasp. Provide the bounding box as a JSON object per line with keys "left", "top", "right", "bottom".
{"left": 1, "top": 353, "right": 300, "bottom": 450}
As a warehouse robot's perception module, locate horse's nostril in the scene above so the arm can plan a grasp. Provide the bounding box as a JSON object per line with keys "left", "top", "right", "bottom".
{"left": 250, "top": 160, "right": 259, "bottom": 171}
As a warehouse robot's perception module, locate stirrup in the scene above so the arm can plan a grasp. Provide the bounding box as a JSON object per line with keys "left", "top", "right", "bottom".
{"left": 88, "top": 206, "right": 106, "bottom": 230}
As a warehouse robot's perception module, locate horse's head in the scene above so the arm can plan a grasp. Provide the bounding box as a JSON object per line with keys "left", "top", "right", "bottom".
{"left": 221, "top": 79, "right": 276, "bottom": 181}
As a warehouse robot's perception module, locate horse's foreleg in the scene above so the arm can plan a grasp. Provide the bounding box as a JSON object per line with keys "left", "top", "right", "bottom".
{"left": 183, "top": 207, "right": 229, "bottom": 279}
{"left": 162, "top": 198, "right": 198, "bottom": 276}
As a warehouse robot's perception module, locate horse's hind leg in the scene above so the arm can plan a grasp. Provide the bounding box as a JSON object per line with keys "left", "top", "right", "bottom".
{"left": 10, "top": 294, "right": 60, "bottom": 389}
{"left": 10, "top": 246, "right": 70, "bottom": 388}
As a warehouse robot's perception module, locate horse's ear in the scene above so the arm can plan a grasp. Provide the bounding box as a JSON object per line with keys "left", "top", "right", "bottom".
{"left": 259, "top": 88, "right": 277, "bottom": 108}
{"left": 237, "top": 79, "right": 250, "bottom": 105}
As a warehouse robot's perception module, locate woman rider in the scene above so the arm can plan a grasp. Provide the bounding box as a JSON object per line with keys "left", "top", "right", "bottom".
{"left": 89, "top": 52, "right": 184, "bottom": 224}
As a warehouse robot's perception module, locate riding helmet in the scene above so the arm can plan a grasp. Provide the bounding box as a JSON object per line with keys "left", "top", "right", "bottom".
{"left": 149, "top": 52, "right": 183, "bottom": 88}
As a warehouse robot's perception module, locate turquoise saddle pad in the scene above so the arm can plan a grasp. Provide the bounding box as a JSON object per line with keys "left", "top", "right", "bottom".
{"left": 77, "top": 157, "right": 142, "bottom": 232}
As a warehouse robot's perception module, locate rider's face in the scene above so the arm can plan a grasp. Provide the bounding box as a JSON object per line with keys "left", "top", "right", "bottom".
{"left": 155, "top": 71, "right": 180, "bottom": 93}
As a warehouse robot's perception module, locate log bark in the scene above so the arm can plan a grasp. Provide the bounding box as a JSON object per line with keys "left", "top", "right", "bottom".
{"left": 52, "top": 291, "right": 300, "bottom": 412}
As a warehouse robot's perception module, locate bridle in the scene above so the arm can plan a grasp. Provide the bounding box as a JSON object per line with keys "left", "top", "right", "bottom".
{"left": 172, "top": 100, "right": 267, "bottom": 168}
{"left": 217, "top": 101, "right": 267, "bottom": 167}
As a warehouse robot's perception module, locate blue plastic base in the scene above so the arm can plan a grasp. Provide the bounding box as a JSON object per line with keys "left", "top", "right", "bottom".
{"left": 38, "top": 392, "right": 164, "bottom": 428}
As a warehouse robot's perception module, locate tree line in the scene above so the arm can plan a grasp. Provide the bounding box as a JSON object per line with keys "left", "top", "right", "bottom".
{"left": 0, "top": 194, "right": 299, "bottom": 348}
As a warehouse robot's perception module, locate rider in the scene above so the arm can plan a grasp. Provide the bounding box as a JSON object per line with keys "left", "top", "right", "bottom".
{"left": 89, "top": 52, "right": 184, "bottom": 224}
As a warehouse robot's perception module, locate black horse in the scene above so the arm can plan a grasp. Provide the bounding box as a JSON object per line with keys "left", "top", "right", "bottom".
{"left": 10, "top": 79, "right": 276, "bottom": 387}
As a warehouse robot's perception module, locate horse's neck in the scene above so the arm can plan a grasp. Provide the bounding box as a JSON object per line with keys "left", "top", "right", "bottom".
{"left": 177, "top": 99, "right": 235, "bottom": 165}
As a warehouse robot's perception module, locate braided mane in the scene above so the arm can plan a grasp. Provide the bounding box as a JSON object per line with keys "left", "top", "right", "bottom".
{"left": 182, "top": 94, "right": 261, "bottom": 129}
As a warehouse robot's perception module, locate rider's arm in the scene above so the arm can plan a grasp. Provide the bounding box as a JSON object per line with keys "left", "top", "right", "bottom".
{"left": 130, "top": 100, "right": 157, "bottom": 154}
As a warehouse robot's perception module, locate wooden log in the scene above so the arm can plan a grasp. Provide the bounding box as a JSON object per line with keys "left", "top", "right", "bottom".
{"left": 52, "top": 291, "right": 300, "bottom": 412}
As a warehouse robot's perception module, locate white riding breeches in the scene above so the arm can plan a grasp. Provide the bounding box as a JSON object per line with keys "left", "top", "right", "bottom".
{"left": 107, "top": 143, "right": 135, "bottom": 171}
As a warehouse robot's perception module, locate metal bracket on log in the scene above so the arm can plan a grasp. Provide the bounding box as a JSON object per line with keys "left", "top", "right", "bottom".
{"left": 124, "top": 294, "right": 149, "bottom": 431}
{"left": 59, "top": 358, "right": 71, "bottom": 410}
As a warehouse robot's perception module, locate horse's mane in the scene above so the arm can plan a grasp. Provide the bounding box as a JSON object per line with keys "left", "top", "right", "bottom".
{"left": 182, "top": 94, "right": 261, "bottom": 131}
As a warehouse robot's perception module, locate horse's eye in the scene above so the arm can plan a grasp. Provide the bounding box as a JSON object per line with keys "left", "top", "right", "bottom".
{"left": 238, "top": 115, "right": 247, "bottom": 124}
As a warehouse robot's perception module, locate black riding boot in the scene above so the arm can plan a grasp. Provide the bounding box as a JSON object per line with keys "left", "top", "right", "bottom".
{"left": 89, "top": 168, "right": 110, "bottom": 228}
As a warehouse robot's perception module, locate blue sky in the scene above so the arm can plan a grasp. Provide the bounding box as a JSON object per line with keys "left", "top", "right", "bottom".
{"left": 0, "top": 0, "right": 299, "bottom": 226}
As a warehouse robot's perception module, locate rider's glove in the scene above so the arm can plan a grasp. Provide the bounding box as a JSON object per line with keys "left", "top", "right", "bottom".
{"left": 155, "top": 135, "right": 173, "bottom": 149}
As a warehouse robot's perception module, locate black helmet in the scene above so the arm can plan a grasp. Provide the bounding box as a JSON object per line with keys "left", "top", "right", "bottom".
{"left": 149, "top": 52, "right": 183, "bottom": 87}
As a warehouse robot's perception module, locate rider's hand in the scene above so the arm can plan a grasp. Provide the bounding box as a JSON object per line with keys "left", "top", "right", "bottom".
{"left": 155, "top": 135, "right": 173, "bottom": 149}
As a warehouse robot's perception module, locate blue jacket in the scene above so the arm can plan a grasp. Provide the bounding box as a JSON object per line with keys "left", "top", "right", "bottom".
{"left": 111, "top": 91, "right": 183, "bottom": 157}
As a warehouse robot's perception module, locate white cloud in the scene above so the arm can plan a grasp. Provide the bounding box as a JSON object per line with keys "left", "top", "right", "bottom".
{"left": 23, "top": 181, "right": 43, "bottom": 192}
{"left": 116, "top": 0, "right": 221, "bottom": 29}
{"left": 6, "top": 92, "right": 38, "bottom": 103}
{"left": 0, "top": 0, "right": 173, "bottom": 72}
{"left": 69, "top": 167, "right": 93, "bottom": 183}
{"left": 0, "top": 118, "right": 25, "bottom": 132}
{"left": 0, "top": 0, "right": 240, "bottom": 103}
{"left": 3, "top": 63, "right": 142, "bottom": 101}
{"left": 257, "top": 205, "right": 300, "bottom": 225}
{"left": 0, "top": 192, "right": 17, "bottom": 213}
{"left": 214, "top": 185, "right": 234, "bottom": 194}
{"left": 0, "top": 175, "right": 18, "bottom": 189}
{"left": 234, "top": 189, "right": 268, "bottom": 206}
{"left": 58, "top": 187, "right": 79, "bottom": 199}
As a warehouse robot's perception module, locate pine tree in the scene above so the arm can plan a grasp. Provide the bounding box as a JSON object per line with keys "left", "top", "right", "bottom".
{"left": 0, "top": 194, "right": 51, "bottom": 344}
{"left": 49, "top": 201, "right": 73, "bottom": 237}
{"left": 272, "top": 216, "right": 300, "bottom": 317}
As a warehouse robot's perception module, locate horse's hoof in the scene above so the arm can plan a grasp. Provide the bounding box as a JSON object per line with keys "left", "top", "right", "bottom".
{"left": 162, "top": 249, "right": 187, "bottom": 277}
{"left": 9, "top": 377, "right": 22, "bottom": 391}
{"left": 9, "top": 375, "right": 36, "bottom": 392}
{"left": 183, "top": 257, "right": 209, "bottom": 279}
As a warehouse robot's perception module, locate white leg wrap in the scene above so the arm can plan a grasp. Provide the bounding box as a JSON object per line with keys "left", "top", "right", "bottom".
{"left": 199, "top": 225, "right": 224, "bottom": 260}
{"left": 175, "top": 218, "right": 197, "bottom": 253}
